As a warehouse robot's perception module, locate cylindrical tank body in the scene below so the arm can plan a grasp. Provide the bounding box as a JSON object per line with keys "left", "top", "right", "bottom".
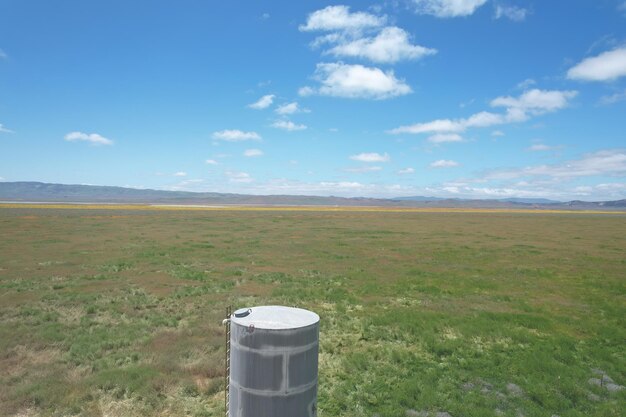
{"left": 229, "top": 305, "right": 319, "bottom": 417}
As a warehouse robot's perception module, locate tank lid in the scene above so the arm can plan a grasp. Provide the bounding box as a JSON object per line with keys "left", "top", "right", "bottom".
{"left": 231, "top": 305, "right": 319, "bottom": 330}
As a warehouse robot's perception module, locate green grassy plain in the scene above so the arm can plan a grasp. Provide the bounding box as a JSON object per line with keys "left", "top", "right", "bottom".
{"left": 0, "top": 207, "right": 624, "bottom": 417}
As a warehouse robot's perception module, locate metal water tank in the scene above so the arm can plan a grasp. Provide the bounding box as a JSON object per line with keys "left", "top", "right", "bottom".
{"left": 229, "top": 305, "right": 320, "bottom": 417}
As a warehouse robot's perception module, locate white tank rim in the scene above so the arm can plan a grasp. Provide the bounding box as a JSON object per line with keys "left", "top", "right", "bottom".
{"left": 230, "top": 305, "right": 320, "bottom": 330}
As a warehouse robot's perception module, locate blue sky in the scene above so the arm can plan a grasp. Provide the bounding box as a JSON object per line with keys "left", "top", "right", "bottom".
{"left": 1, "top": 0, "right": 625, "bottom": 201}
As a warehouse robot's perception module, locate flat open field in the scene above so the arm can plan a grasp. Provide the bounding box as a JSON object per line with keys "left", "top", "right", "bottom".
{"left": 0, "top": 207, "right": 624, "bottom": 417}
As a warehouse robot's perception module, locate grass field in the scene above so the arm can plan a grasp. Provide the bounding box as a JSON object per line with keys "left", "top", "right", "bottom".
{"left": 0, "top": 206, "right": 624, "bottom": 417}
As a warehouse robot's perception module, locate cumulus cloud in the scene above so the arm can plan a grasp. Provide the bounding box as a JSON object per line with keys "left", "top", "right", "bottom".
{"left": 225, "top": 171, "right": 254, "bottom": 183}
{"left": 326, "top": 26, "right": 437, "bottom": 64}
{"left": 0, "top": 123, "right": 14, "bottom": 133}
{"left": 567, "top": 47, "right": 626, "bottom": 82}
{"left": 64, "top": 131, "right": 113, "bottom": 146}
{"left": 389, "top": 89, "right": 577, "bottom": 135}
{"left": 271, "top": 120, "right": 307, "bottom": 131}
{"left": 491, "top": 89, "right": 579, "bottom": 115}
{"left": 398, "top": 167, "right": 415, "bottom": 174}
{"left": 244, "top": 149, "right": 264, "bottom": 157}
{"left": 412, "top": 0, "right": 488, "bottom": 18}
{"left": 174, "top": 171, "right": 187, "bottom": 177}
{"left": 430, "top": 159, "right": 459, "bottom": 168}
{"left": 212, "top": 129, "right": 261, "bottom": 141}
{"left": 344, "top": 166, "right": 383, "bottom": 173}
{"left": 350, "top": 152, "right": 390, "bottom": 162}
{"left": 491, "top": 130, "right": 505, "bottom": 137}
{"left": 305, "top": 62, "right": 412, "bottom": 100}
{"left": 275, "top": 102, "right": 309, "bottom": 115}
{"left": 248, "top": 94, "right": 275, "bottom": 109}
{"left": 205, "top": 159, "right": 218, "bottom": 165}
{"left": 299, "top": 5, "right": 386, "bottom": 32}
{"left": 302, "top": 6, "right": 435, "bottom": 65}
{"left": 428, "top": 133, "right": 464, "bottom": 143}
{"left": 494, "top": 5, "right": 528, "bottom": 21}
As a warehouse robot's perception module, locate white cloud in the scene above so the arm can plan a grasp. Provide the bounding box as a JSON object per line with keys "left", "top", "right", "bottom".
{"left": 0, "top": 49, "right": 7, "bottom": 60}
{"left": 311, "top": 33, "right": 343, "bottom": 48}
{"left": 412, "top": 0, "right": 488, "bottom": 18}
{"left": 595, "top": 182, "right": 626, "bottom": 191}
{"left": 491, "top": 130, "right": 505, "bottom": 137}
{"left": 212, "top": 129, "right": 261, "bottom": 141}
{"left": 326, "top": 26, "right": 437, "bottom": 64}
{"left": 619, "top": 1, "right": 626, "bottom": 14}
{"left": 392, "top": 119, "right": 464, "bottom": 134}
{"left": 526, "top": 143, "right": 563, "bottom": 152}
{"left": 350, "top": 152, "right": 390, "bottom": 162}
{"left": 600, "top": 89, "right": 626, "bottom": 105}
{"left": 433, "top": 184, "right": 564, "bottom": 199}
{"left": 174, "top": 171, "right": 187, "bottom": 177}
{"left": 390, "top": 112, "right": 506, "bottom": 134}
{"left": 306, "top": 62, "right": 412, "bottom": 100}
{"left": 491, "top": 89, "right": 578, "bottom": 115}
{"left": 64, "top": 131, "right": 113, "bottom": 146}
{"left": 398, "top": 167, "right": 415, "bottom": 174}
{"left": 225, "top": 171, "right": 254, "bottom": 183}
{"left": 205, "top": 159, "right": 218, "bottom": 165}
{"left": 320, "top": 181, "right": 366, "bottom": 189}
{"left": 422, "top": 179, "right": 626, "bottom": 200}
{"left": 275, "top": 101, "right": 309, "bottom": 115}
{"left": 271, "top": 120, "right": 307, "bottom": 131}
{"left": 244, "top": 148, "right": 264, "bottom": 157}
{"left": 389, "top": 89, "right": 577, "bottom": 135}
{"left": 0, "top": 123, "right": 14, "bottom": 133}
{"left": 298, "top": 86, "right": 315, "bottom": 97}
{"left": 299, "top": 5, "right": 386, "bottom": 32}
{"left": 485, "top": 149, "right": 626, "bottom": 180}
{"left": 516, "top": 79, "right": 536, "bottom": 90}
{"left": 344, "top": 166, "right": 383, "bottom": 173}
{"left": 494, "top": 5, "right": 528, "bottom": 21}
{"left": 466, "top": 111, "right": 506, "bottom": 127}
{"left": 430, "top": 159, "right": 459, "bottom": 168}
{"left": 428, "top": 133, "right": 464, "bottom": 143}
{"left": 567, "top": 47, "right": 626, "bottom": 82}
{"left": 227, "top": 178, "right": 422, "bottom": 198}
{"left": 248, "top": 94, "right": 275, "bottom": 109}
{"left": 164, "top": 179, "right": 205, "bottom": 192}
{"left": 527, "top": 144, "right": 551, "bottom": 151}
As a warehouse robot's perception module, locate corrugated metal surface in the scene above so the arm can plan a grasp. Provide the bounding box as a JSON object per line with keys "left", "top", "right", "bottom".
{"left": 229, "top": 306, "right": 319, "bottom": 417}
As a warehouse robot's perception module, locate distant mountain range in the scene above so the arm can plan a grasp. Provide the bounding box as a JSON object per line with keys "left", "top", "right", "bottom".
{"left": 1, "top": 181, "right": 625, "bottom": 210}
{"left": 394, "top": 196, "right": 562, "bottom": 204}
